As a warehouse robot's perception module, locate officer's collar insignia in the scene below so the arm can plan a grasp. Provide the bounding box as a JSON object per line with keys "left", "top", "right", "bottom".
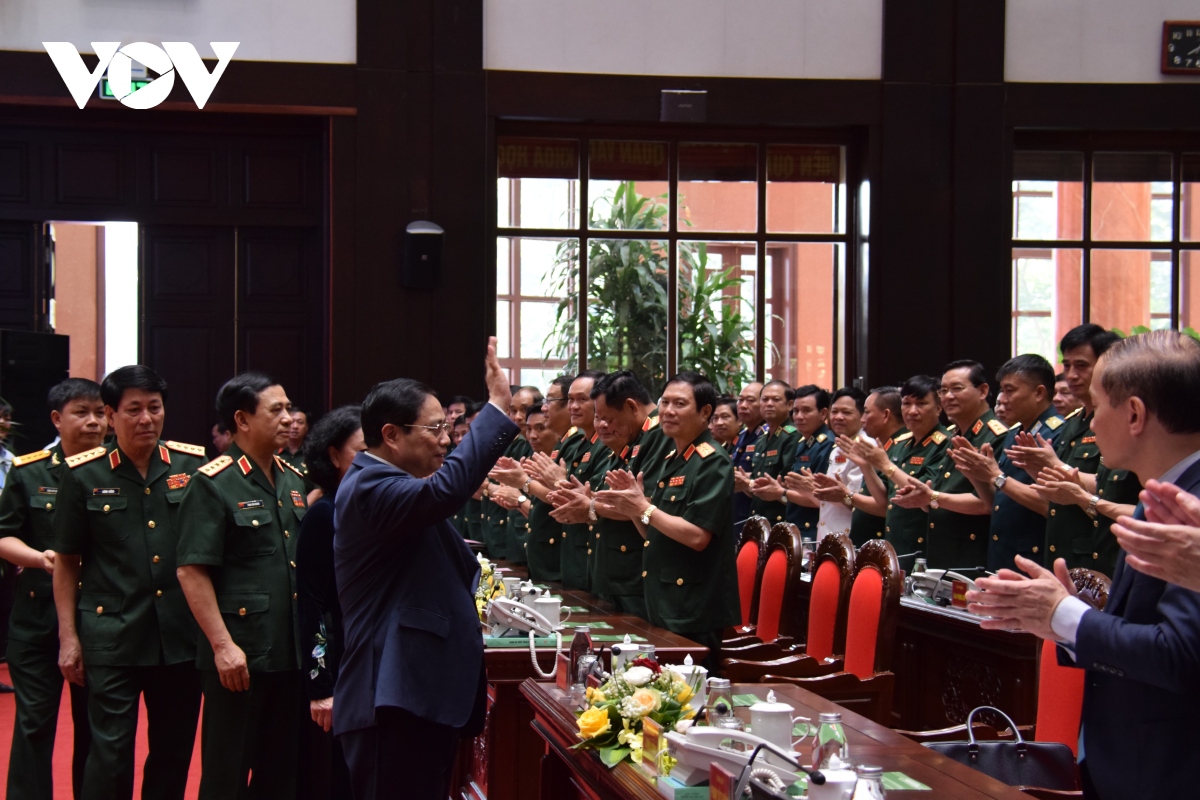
{"left": 92, "top": 487, "right": 120, "bottom": 496}
{"left": 238, "top": 499, "right": 264, "bottom": 509}
{"left": 159, "top": 445, "right": 171, "bottom": 465}
{"left": 291, "top": 490, "right": 305, "bottom": 507}
{"left": 109, "top": 450, "right": 121, "bottom": 470}
{"left": 590, "top": 432, "right": 600, "bottom": 444}
{"left": 665, "top": 449, "right": 676, "bottom": 459}
{"left": 237, "top": 455, "right": 253, "bottom": 475}
{"left": 882, "top": 439, "right": 893, "bottom": 450}
{"left": 643, "top": 416, "right": 660, "bottom": 432}
{"left": 51, "top": 452, "right": 60, "bottom": 465}
{"left": 167, "top": 474, "right": 189, "bottom": 490}
{"left": 683, "top": 444, "right": 696, "bottom": 460}
{"left": 972, "top": 420, "right": 983, "bottom": 435}
{"left": 620, "top": 445, "right": 629, "bottom": 459}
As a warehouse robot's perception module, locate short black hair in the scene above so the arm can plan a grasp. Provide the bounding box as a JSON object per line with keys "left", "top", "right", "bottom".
{"left": 1055, "top": 372, "right": 1066, "bottom": 382}
{"left": 793, "top": 384, "right": 831, "bottom": 411}
{"left": 665, "top": 371, "right": 717, "bottom": 418}
{"left": 868, "top": 386, "right": 902, "bottom": 418}
{"left": 517, "top": 385, "right": 544, "bottom": 402}
{"left": 1060, "top": 323, "right": 1121, "bottom": 361}
{"left": 996, "top": 354, "right": 1056, "bottom": 397}
{"left": 590, "top": 370, "right": 652, "bottom": 407}
{"left": 102, "top": 365, "right": 168, "bottom": 409}
{"left": 943, "top": 360, "right": 989, "bottom": 388}
{"left": 900, "top": 375, "right": 940, "bottom": 402}
{"left": 304, "top": 405, "right": 362, "bottom": 493}
{"left": 214, "top": 420, "right": 230, "bottom": 434}
{"left": 762, "top": 379, "right": 795, "bottom": 402}
{"left": 215, "top": 372, "right": 279, "bottom": 432}
{"left": 715, "top": 395, "right": 739, "bottom": 415}
{"left": 360, "top": 378, "right": 436, "bottom": 448}
{"left": 831, "top": 386, "right": 867, "bottom": 414}
{"left": 47, "top": 378, "right": 102, "bottom": 413}
{"left": 549, "top": 374, "right": 574, "bottom": 397}
{"left": 526, "top": 405, "right": 547, "bottom": 421}
{"left": 446, "top": 395, "right": 473, "bottom": 409}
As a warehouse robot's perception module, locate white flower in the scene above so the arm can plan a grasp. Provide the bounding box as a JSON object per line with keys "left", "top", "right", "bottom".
{"left": 675, "top": 719, "right": 694, "bottom": 733}
{"left": 623, "top": 665, "right": 654, "bottom": 687}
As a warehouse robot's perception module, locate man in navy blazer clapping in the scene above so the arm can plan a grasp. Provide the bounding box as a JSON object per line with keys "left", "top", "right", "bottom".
{"left": 333, "top": 338, "right": 518, "bottom": 800}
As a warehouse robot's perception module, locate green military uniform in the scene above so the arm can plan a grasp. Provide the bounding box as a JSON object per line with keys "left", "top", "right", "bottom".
{"left": 590, "top": 426, "right": 656, "bottom": 618}
{"left": 785, "top": 425, "right": 835, "bottom": 539}
{"left": 176, "top": 444, "right": 308, "bottom": 800}
{"left": 54, "top": 440, "right": 207, "bottom": 800}
{"left": 0, "top": 445, "right": 90, "bottom": 800}
{"left": 884, "top": 427, "right": 952, "bottom": 563}
{"left": 480, "top": 436, "right": 529, "bottom": 561}
{"left": 748, "top": 425, "right": 800, "bottom": 525}
{"left": 524, "top": 429, "right": 581, "bottom": 583}
{"left": 503, "top": 437, "right": 534, "bottom": 565}
{"left": 987, "top": 407, "right": 1066, "bottom": 572}
{"left": 634, "top": 410, "right": 672, "bottom": 488}
{"left": 276, "top": 447, "right": 315, "bottom": 494}
{"left": 925, "top": 412, "right": 1008, "bottom": 570}
{"left": 1044, "top": 408, "right": 1103, "bottom": 566}
{"left": 463, "top": 496, "right": 484, "bottom": 542}
{"left": 561, "top": 430, "right": 606, "bottom": 590}
{"left": 643, "top": 431, "right": 739, "bottom": 670}
{"left": 848, "top": 430, "right": 909, "bottom": 548}
{"left": 1087, "top": 464, "right": 1141, "bottom": 577}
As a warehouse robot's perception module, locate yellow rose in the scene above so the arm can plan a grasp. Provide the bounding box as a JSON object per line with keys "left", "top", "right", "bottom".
{"left": 578, "top": 707, "right": 611, "bottom": 740}
{"left": 674, "top": 683, "right": 694, "bottom": 704}
{"left": 586, "top": 686, "right": 606, "bottom": 704}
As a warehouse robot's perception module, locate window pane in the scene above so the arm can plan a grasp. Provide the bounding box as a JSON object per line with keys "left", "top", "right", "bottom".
{"left": 677, "top": 143, "right": 757, "bottom": 233}
{"left": 520, "top": 301, "right": 563, "bottom": 360}
{"left": 765, "top": 242, "right": 838, "bottom": 388}
{"left": 1091, "top": 152, "right": 1173, "bottom": 242}
{"left": 1182, "top": 154, "right": 1200, "bottom": 242}
{"left": 520, "top": 368, "right": 566, "bottom": 390}
{"left": 586, "top": 238, "right": 669, "bottom": 393}
{"left": 677, "top": 241, "right": 756, "bottom": 395}
{"left": 496, "top": 236, "right": 578, "bottom": 377}
{"left": 518, "top": 238, "right": 563, "bottom": 298}
{"left": 766, "top": 145, "right": 843, "bottom": 233}
{"left": 497, "top": 137, "right": 579, "bottom": 229}
{"left": 1089, "top": 249, "right": 1173, "bottom": 334}
{"left": 1181, "top": 250, "right": 1200, "bottom": 331}
{"left": 1012, "top": 152, "right": 1083, "bottom": 241}
{"left": 1010, "top": 249, "right": 1083, "bottom": 363}
{"left": 497, "top": 243, "right": 510, "bottom": 296}
{"left": 496, "top": 300, "right": 511, "bottom": 360}
{"left": 588, "top": 141, "right": 669, "bottom": 231}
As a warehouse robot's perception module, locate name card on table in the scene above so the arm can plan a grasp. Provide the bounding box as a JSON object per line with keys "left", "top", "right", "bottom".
{"left": 710, "top": 763, "right": 736, "bottom": 800}
{"left": 641, "top": 717, "right": 662, "bottom": 775}
{"left": 556, "top": 653, "right": 570, "bottom": 691}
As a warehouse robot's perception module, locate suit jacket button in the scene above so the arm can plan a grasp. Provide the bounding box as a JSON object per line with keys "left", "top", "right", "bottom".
{"left": 969, "top": 534, "right": 976, "bottom": 540}
{"left": 1032, "top": 546, "right": 1039, "bottom": 553}
{"left": 549, "top": 538, "right": 555, "bottom": 544}
{"left": 252, "top": 520, "right": 259, "bottom": 527}
{"left": 239, "top": 607, "right": 247, "bottom": 616}
{"left": 642, "top": 571, "right": 647, "bottom": 578}
{"left": 644, "top": 540, "right": 649, "bottom": 547}
{"left": 993, "top": 534, "right": 999, "bottom": 541}
{"left": 96, "top": 606, "right": 103, "bottom": 614}
{"left": 676, "top": 578, "right": 684, "bottom": 586}
{"left": 620, "top": 545, "right": 626, "bottom": 552}
{"left": 156, "top": 590, "right": 163, "bottom": 598}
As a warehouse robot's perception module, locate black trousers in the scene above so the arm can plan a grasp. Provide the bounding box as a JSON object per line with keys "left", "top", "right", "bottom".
{"left": 5, "top": 637, "right": 90, "bottom": 800}
{"left": 339, "top": 707, "right": 461, "bottom": 800}
{"left": 197, "top": 669, "right": 301, "bottom": 800}
{"left": 82, "top": 662, "right": 201, "bottom": 800}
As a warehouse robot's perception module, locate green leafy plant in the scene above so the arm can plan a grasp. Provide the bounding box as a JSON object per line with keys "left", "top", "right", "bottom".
{"left": 543, "top": 182, "right": 755, "bottom": 394}
{"left": 1110, "top": 325, "right": 1200, "bottom": 340}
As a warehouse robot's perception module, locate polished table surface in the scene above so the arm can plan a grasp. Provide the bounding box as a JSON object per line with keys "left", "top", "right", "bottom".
{"left": 522, "top": 678, "right": 1032, "bottom": 800}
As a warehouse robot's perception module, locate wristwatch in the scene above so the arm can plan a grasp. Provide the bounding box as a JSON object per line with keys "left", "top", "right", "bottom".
{"left": 1085, "top": 494, "right": 1099, "bottom": 519}
{"left": 929, "top": 491, "right": 940, "bottom": 510}
{"left": 517, "top": 494, "right": 528, "bottom": 505}
{"left": 522, "top": 477, "right": 533, "bottom": 494}
{"left": 640, "top": 504, "right": 657, "bottom": 526}
{"left": 588, "top": 499, "right": 598, "bottom": 522}
{"left": 993, "top": 474, "right": 1008, "bottom": 491}
{"left": 842, "top": 492, "right": 854, "bottom": 509}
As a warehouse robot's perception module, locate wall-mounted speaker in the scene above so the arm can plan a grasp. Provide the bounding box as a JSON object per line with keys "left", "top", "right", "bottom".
{"left": 401, "top": 221, "right": 444, "bottom": 289}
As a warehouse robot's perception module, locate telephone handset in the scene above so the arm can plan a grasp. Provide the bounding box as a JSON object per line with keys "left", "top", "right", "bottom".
{"left": 486, "top": 597, "right": 563, "bottom": 679}
{"left": 909, "top": 569, "right": 977, "bottom": 605}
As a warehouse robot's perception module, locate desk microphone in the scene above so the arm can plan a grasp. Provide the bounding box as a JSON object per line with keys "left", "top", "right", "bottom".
{"left": 894, "top": 550, "right": 923, "bottom": 565}
{"left": 733, "top": 741, "right": 825, "bottom": 799}
{"left": 928, "top": 567, "right": 986, "bottom": 607}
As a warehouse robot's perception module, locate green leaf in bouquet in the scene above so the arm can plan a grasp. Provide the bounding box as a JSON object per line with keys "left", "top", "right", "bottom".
{"left": 598, "top": 746, "right": 632, "bottom": 768}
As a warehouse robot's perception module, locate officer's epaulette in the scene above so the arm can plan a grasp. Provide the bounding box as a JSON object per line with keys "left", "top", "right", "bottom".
{"left": 892, "top": 431, "right": 914, "bottom": 442}
{"left": 165, "top": 440, "right": 206, "bottom": 457}
{"left": 566, "top": 426, "right": 579, "bottom": 438}
{"left": 1044, "top": 416, "right": 1065, "bottom": 430}
{"left": 65, "top": 446, "right": 107, "bottom": 468}
{"left": 931, "top": 431, "right": 948, "bottom": 445}
{"left": 695, "top": 442, "right": 716, "bottom": 458}
{"left": 198, "top": 455, "right": 234, "bottom": 477}
{"left": 12, "top": 450, "right": 52, "bottom": 467}
{"left": 816, "top": 433, "right": 827, "bottom": 443}
{"left": 987, "top": 419, "right": 1008, "bottom": 436}
{"left": 782, "top": 425, "right": 797, "bottom": 434}
{"left": 642, "top": 415, "right": 660, "bottom": 432}
{"left": 1064, "top": 406, "right": 1083, "bottom": 420}
{"left": 275, "top": 455, "right": 306, "bottom": 478}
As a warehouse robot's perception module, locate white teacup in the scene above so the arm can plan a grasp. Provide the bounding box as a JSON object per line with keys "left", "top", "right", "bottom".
{"left": 675, "top": 663, "right": 708, "bottom": 710}
{"left": 533, "top": 595, "right": 570, "bottom": 627}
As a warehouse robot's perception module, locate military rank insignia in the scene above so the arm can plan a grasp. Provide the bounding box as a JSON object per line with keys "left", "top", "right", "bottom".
{"left": 238, "top": 500, "right": 264, "bottom": 509}
{"left": 167, "top": 474, "right": 190, "bottom": 490}
{"left": 972, "top": 420, "right": 983, "bottom": 435}
{"left": 668, "top": 476, "right": 685, "bottom": 487}
{"left": 291, "top": 490, "right": 305, "bottom": 507}
{"left": 695, "top": 442, "right": 715, "bottom": 458}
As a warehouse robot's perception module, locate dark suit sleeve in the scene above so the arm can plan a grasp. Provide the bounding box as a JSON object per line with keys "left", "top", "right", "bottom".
{"left": 1073, "top": 582, "right": 1200, "bottom": 694}
{"left": 358, "top": 403, "right": 519, "bottom": 535}
{"left": 297, "top": 499, "right": 337, "bottom": 700}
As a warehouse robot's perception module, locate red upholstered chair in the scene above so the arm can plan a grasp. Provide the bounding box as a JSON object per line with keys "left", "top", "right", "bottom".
{"left": 722, "top": 523, "right": 803, "bottom": 650}
{"left": 755, "top": 539, "right": 902, "bottom": 724}
{"left": 723, "top": 516, "right": 772, "bottom": 638}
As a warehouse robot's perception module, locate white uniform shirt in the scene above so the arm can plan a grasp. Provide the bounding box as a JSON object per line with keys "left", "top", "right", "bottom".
{"left": 816, "top": 434, "right": 874, "bottom": 541}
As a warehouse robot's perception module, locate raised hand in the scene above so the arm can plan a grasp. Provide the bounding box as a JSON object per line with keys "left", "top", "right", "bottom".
{"left": 484, "top": 336, "right": 512, "bottom": 411}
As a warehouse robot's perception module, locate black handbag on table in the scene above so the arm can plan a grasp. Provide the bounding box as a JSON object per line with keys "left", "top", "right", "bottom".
{"left": 924, "top": 706, "right": 1079, "bottom": 791}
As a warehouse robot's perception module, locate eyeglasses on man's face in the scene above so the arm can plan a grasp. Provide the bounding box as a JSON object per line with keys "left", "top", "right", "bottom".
{"left": 405, "top": 422, "right": 452, "bottom": 435}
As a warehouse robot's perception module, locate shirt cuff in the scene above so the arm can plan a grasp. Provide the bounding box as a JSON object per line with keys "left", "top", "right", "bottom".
{"left": 1050, "top": 595, "right": 1090, "bottom": 648}
{"left": 489, "top": 401, "right": 508, "bottom": 414}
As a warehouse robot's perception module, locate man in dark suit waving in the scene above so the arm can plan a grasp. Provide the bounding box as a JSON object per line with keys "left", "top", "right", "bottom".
{"left": 966, "top": 330, "right": 1200, "bottom": 800}
{"left": 334, "top": 338, "right": 518, "bottom": 800}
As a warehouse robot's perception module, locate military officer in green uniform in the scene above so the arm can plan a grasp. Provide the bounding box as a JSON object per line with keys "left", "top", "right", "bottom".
{"left": 832, "top": 387, "right": 906, "bottom": 547}
{"left": 0, "top": 379, "right": 104, "bottom": 800}
{"left": 746, "top": 381, "right": 800, "bottom": 526}
{"left": 176, "top": 372, "right": 308, "bottom": 800}
{"left": 950, "top": 355, "right": 1065, "bottom": 572}
{"left": 504, "top": 390, "right": 544, "bottom": 565}
{"left": 52, "top": 366, "right": 205, "bottom": 800}
{"left": 277, "top": 406, "right": 315, "bottom": 494}
{"left": 595, "top": 372, "right": 739, "bottom": 671}
{"left": 479, "top": 386, "right": 539, "bottom": 560}
{"left": 489, "top": 404, "right": 561, "bottom": 580}
{"left": 892, "top": 361, "right": 1007, "bottom": 572}
{"left": 779, "top": 386, "right": 834, "bottom": 539}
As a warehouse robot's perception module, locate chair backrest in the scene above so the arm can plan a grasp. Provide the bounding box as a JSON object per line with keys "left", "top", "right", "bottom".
{"left": 1069, "top": 568, "right": 1112, "bottom": 611}
{"left": 806, "top": 533, "right": 855, "bottom": 661}
{"left": 753, "top": 523, "right": 804, "bottom": 643}
{"left": 1035, "top": 641, "right": 1085, "bottom": 755}
{"left": 736, "top": 516, "right": 772, "bottom": 626}
{"left": 842, "top": 539, "right": 901, "bottom": 679}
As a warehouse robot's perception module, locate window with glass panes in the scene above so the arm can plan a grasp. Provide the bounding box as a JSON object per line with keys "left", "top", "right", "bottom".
{"left": 1011, "top": 146, "right": 1200, "bottom": 365}
{"left": 494, "top": 128, "right": 854, "bottom": 395}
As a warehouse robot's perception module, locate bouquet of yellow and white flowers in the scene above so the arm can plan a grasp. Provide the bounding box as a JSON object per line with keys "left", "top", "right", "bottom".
{"left": 574, "top": 657, "right": 700, "bottom": 767}
{"left": 474, "top": 555, "right": 504, "bottom": 623}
